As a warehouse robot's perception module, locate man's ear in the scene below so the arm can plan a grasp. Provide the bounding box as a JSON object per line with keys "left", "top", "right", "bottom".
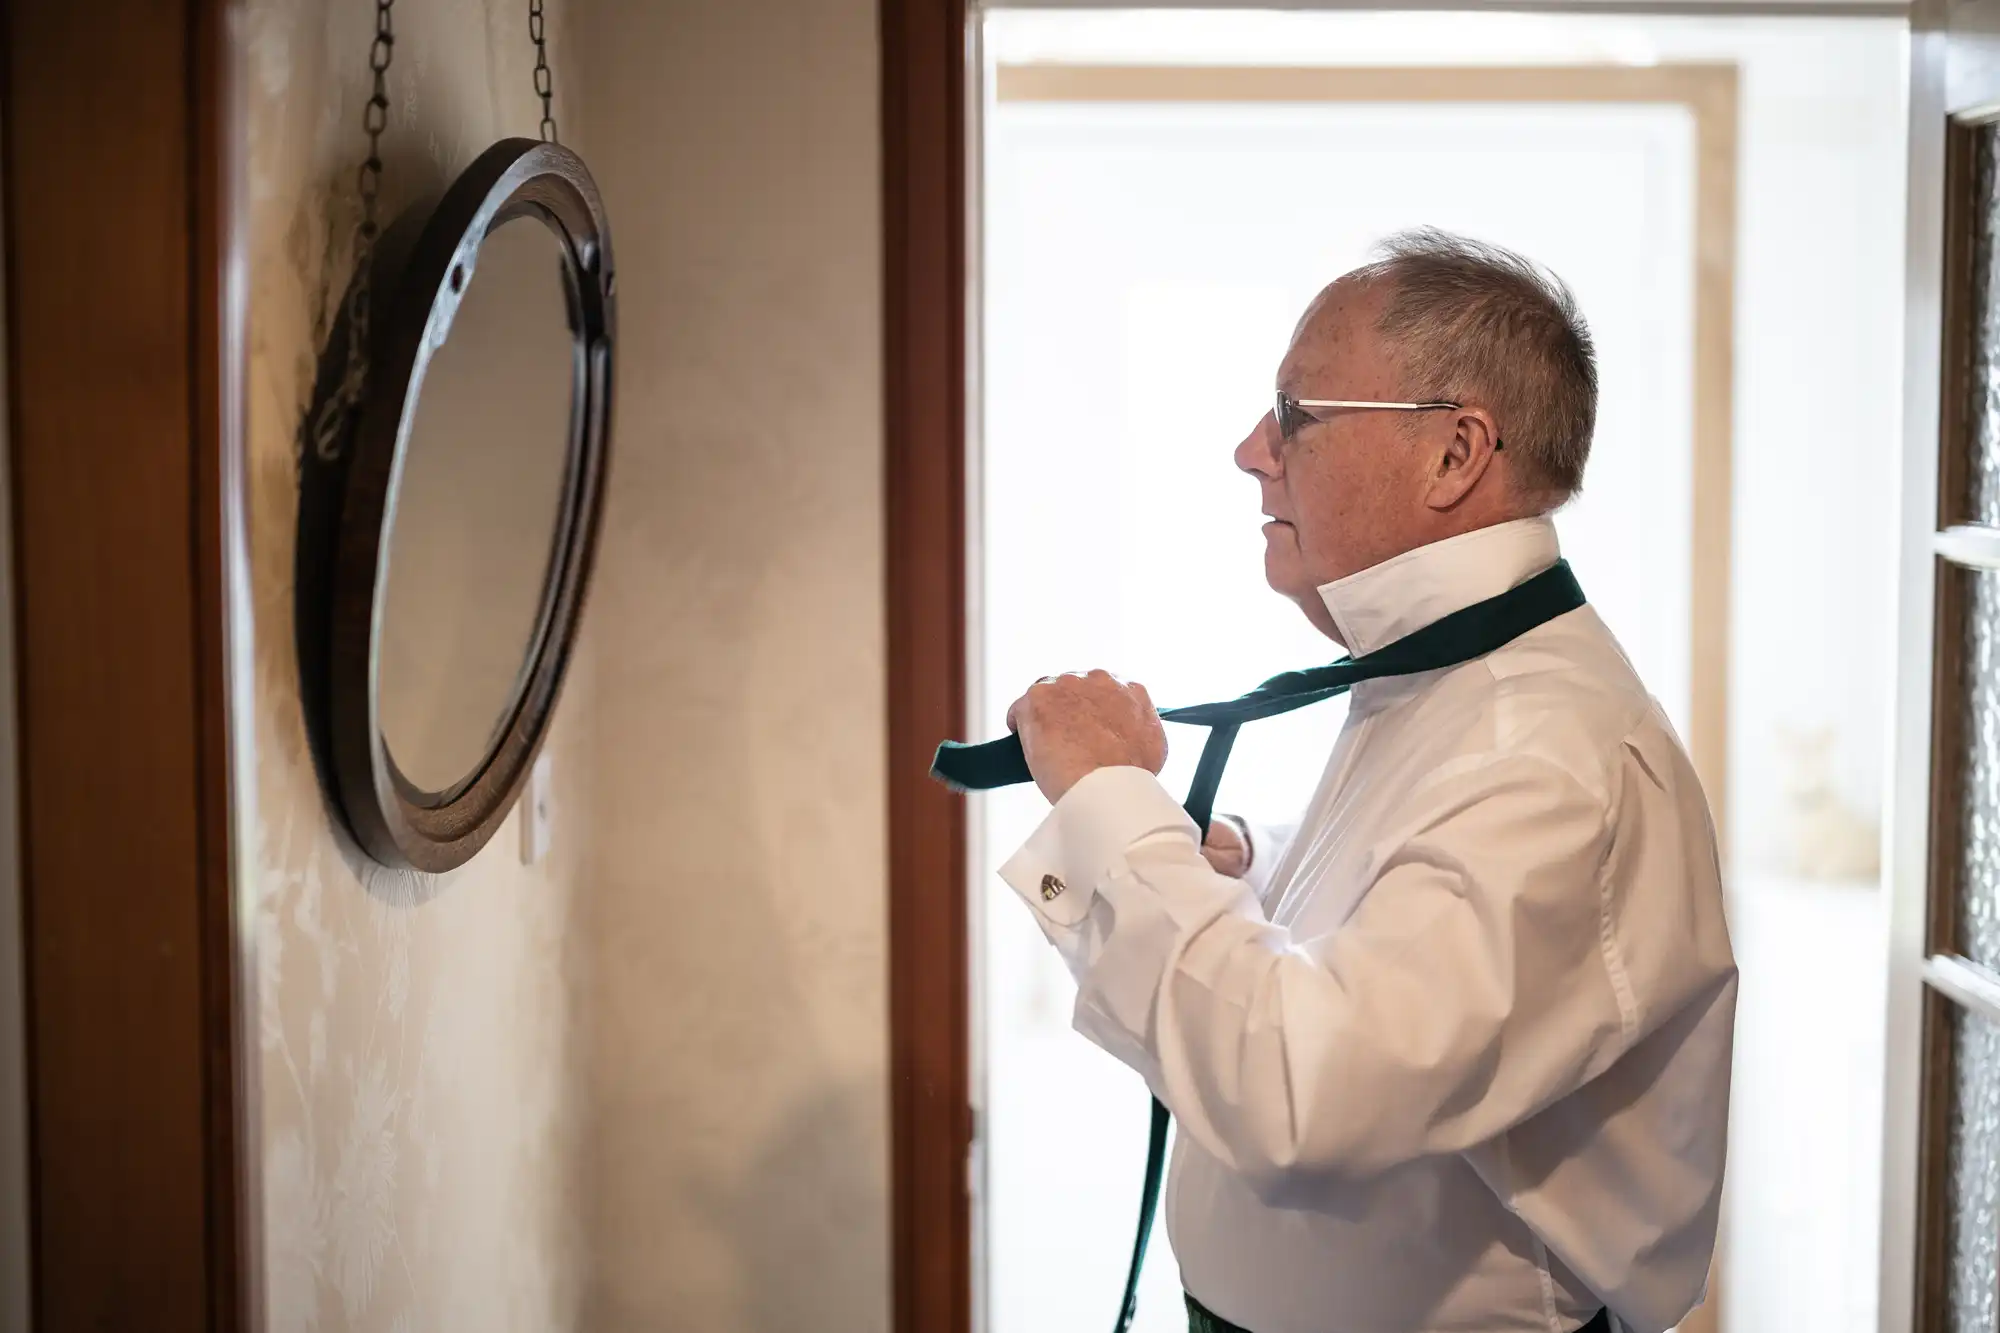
{"left": 1423, "top": 409, "right": 1502, "bottom": 511}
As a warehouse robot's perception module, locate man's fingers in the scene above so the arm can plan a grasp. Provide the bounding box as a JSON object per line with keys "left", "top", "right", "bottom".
{"left": 1008, "top": 675, "right": 1064, "bottom": 733}
{"left": 1009, "top": 670, "right": 1152, "bottom": 735}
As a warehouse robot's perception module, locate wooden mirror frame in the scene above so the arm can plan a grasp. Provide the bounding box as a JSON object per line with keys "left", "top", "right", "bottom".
{"left": 324, "top": 136, "right": 614, "bottom": 873}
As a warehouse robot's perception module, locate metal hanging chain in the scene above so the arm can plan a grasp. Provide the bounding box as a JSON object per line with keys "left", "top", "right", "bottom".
{"left": 311, "top": 0, "right": 396, "bottom": 463}
{"left": 530, "top": 0, "right": 558, "bottom": 144}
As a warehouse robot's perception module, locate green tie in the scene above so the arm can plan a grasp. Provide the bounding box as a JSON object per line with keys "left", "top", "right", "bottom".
{"left": 930, "top": 559, "right": 1587, "bottom": 1333}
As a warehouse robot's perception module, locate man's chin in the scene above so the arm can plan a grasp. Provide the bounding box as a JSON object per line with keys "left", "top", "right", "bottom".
{"left": 1262, "top": 544, "right": 1311, "bottom": 599}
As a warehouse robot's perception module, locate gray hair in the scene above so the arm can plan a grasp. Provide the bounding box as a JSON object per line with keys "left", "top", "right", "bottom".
{"left": 1349, "top": 228, "right": 1597, "bottom": 502}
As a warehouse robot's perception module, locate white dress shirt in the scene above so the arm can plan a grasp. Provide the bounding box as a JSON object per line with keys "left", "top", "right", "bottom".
{"left": 1000, "top": 517, "right": 1735, "bottom": 1333}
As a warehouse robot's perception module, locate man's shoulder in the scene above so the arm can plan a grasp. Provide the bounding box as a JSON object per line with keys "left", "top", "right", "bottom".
{"left": 1472, "top": 608, "right": 1685, "bottom": 804}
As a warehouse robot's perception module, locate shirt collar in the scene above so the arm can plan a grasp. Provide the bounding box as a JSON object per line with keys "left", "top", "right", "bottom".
{"left": 1316, "top": 516, "right": 1561, "bottom": 656}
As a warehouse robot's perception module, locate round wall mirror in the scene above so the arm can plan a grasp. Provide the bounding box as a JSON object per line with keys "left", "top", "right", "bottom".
{"left": 376, "top": 217, "right": 575, "bottom": 799}
{"left": 319, "top": 138, "right": 613, "bottom": 873}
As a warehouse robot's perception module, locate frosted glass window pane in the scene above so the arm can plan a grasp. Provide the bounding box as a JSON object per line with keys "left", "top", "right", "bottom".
{"left": 1966, "top": 122, "right": 2000, "bottom": 527}
{"left": 1949, "top": 1003, "right": 2000, "bottom": 1333}
{"left": 1958, "top": 568, "right": 2000, "bottom": 972}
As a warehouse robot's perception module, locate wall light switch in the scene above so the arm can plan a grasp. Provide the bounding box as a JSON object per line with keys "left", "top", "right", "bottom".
{"left": 520, "top": 751, "right": 554, "bottom": 865}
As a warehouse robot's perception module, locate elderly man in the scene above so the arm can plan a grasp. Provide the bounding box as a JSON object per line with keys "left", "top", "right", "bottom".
{"left": 998, "top": 230, "right": 1736, "bottom": 1333}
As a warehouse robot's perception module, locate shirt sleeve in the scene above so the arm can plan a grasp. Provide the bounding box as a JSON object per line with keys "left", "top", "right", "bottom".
{"left": 998, "top": 754, "right": 1720, "bottom": 1203}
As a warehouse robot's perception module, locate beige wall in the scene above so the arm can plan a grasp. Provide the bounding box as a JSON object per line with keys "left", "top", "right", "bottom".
{"left": 241, "top": 0, "right": 888, "bottom": 1326}
{"left": 244, "top": 1, "right": 593, "bottom": 1330}
{"left": 571, "top": 1, "right": 890, "bottom": 1328}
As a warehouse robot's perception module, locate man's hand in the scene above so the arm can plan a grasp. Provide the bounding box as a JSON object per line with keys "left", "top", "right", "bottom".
{"left": 1005, "top": 670, "right": 1167, "bottom": 804}
{"left": 1202, "top": 815, "right": 1251, "bottom": 877}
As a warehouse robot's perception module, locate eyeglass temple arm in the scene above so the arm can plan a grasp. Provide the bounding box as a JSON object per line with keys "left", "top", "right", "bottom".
{"left": 1291, "top": 398, "right": 1461, "bottom": 411}
{"left": 1283, "top": 397, "right": 1501, "bottom": 448}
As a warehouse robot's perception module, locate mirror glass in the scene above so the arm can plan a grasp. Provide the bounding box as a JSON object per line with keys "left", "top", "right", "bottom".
{"left": 376, "top": 215, "right": 576, "bottom": 796}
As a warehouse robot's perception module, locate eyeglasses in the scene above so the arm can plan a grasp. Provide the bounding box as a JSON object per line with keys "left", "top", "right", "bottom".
{"left": 1274, "top": 390, "right": 1498, "bottom": 447}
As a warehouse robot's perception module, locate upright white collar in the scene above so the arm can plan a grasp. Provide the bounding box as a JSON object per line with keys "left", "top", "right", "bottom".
{"left": 1316, "top": 516, "right": 1562, "bottom": 656}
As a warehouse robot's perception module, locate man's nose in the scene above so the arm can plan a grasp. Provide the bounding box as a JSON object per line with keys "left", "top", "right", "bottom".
{"left": 1235, "top": 412, "right": 1281, "bottom": 478}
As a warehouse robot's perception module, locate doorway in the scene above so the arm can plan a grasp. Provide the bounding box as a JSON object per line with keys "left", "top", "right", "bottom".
{"left": 968, "top": 10, "right": 1905, "bottom": 1333}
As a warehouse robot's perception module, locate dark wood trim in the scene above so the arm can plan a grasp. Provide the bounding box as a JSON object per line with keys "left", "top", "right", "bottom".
{"left": 882, "top": 1, "right": 973, "bottom": 1331}
{"left": 1912, "top": 984, "right": 1956, "bottom": 1332}
{"left": 1925, "top": 557, "right": 1967, "bottom": 963}
{"left": 1935, "top": 110, "right": 1983, "bottom": 533}
{"left": 192, "top": 0, "right": 254, "bottom": 1325}
{"left": 2, "top": 0, "right": 248, "bottom": 1328}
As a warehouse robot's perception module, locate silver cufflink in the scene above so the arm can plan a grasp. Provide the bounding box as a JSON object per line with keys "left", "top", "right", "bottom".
{"left": 1040, "top": 873, "right": 1065, "bottom": 901}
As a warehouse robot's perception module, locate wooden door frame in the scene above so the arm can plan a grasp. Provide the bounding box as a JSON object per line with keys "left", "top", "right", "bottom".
{"left": 883, "top": 25, "right": 1745, "bottom": 1332}
{"left": 883, "top": 2, "right": 974, "bottom": 1332}
{"left": 1, "top": 0, "right": 254, "bottom": 1328}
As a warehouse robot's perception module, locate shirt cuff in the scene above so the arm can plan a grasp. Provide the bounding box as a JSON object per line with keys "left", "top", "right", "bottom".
{"left": 999, "top": 766, "right": 1197, "bottom": 928}
{"left": 1239, "top": 817, "right": 1286, "bottom": 902}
